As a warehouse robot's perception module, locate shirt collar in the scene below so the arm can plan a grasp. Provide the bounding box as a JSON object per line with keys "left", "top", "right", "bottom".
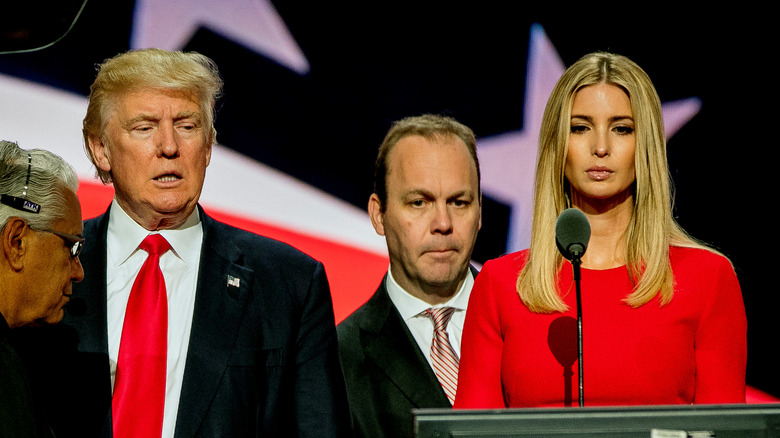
{"left": 106, "top": 200, "right": 202, "bottom": 268}
{"left": 385, "top": 265, "right": 473, "bottom": 322}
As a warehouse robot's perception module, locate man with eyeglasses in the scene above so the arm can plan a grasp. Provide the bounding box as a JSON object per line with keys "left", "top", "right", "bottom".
{"left": 0, "top": 140, "right": 85, "bottom": 437}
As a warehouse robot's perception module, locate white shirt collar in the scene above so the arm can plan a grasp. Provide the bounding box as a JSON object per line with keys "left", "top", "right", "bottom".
{"left": 385, "top": 265, "right": 473, "bottom": 322}
{"left": 106, "top": 200, "right": 202, "bottom": 269}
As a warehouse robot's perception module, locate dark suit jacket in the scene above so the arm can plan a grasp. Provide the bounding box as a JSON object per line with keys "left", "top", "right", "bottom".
{"left": 336, "top": 270, "right": 475, "bottom": 438}
{"left": 14, "top": 206, "right": 351, "bottom": 438}
{"left": 1, "top": 315, "right": 55, "bottom": 438}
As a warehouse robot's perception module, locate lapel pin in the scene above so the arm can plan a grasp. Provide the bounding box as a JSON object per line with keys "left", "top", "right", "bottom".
{"left": 227, "top": 275, "right": 240, "bottom": 288}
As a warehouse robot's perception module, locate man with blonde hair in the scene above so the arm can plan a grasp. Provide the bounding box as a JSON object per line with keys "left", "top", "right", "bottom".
{"left": 19, "top": 49, "right": 351, "bottom": 438}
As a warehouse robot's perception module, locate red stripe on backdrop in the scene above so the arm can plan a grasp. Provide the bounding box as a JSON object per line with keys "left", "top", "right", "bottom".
{"left": 77, "top": 180, "right": 385, "bottom": 323}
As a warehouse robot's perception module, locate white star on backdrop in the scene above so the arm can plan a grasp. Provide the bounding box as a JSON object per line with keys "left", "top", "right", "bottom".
{"left": 478, "top": 24, "right": 702, "bottom": 253}
{"left": 128, "top": 6, "right": 702, "bottom": 255}
{"left": 131, "top": 0, "right": 309, "bottom": 74}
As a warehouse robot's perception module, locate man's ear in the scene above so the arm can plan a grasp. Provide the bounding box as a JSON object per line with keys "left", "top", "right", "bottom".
{"left": 478, "top": 194, "right": 483, "bottom": 231}
{"left": 2, "top": 217, "right": 29, "bottom": 271}
{"left": 205, "top": 131, "right": 214, "bottom": 167}
{"left": 204, "top": 139, "right": 213, "bottom": 168}
{"left": 367, "top": 194, "right": 385, "bottom": 237}
{"left": 87, "top": 134, "right": 112, "bottom": 173}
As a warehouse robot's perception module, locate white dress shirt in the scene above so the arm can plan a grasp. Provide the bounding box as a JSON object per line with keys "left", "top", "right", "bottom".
{"left": 385, "top": 266, "right": 473, "bottom": 367}
{"left": 105, "top": 200, "right": 202, "bottom": 438}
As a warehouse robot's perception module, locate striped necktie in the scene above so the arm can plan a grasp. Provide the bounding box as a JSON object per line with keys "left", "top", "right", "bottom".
{"left": 425, "top": 307, "right": 459, "bottom": 405}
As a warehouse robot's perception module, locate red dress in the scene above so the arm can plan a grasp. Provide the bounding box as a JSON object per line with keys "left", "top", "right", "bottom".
{"left": 454, "top": 247, "right": 747, "bottom": 408}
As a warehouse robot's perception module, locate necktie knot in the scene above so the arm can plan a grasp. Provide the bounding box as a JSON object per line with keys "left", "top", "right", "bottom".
{"left": 140, "top": 234, "right": 171, "bottom": 255}
{"left": 426, "top": 306, "right": 456, "bottom": 332}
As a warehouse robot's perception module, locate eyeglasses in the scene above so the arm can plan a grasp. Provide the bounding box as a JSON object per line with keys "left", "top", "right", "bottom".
{"left": 30, "top": 226, "right": 85, "bottom": 258}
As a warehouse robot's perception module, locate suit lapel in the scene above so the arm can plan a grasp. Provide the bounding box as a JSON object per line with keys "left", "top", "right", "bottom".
{"left": 66, "top": 211, "right": 110, "bottom": 356}
{"left": 61, "top": 210, "right": 114, "bottom": 437}
{"left": 361, "top": 281, "right": 450, "bottom": 408}
{"left": 173, "top": 210, "right": 252, "bottom": 437}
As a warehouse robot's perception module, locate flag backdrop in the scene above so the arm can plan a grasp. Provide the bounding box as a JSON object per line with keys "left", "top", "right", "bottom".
{"left": 1, "top": 1, "right": 776, "bottom": 401}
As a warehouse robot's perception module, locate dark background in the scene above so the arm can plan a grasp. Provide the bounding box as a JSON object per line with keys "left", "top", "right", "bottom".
{"left": 2, "top": 2, "right": 775, "bottom": 397}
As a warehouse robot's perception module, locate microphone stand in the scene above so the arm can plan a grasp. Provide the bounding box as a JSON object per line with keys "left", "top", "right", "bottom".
{"left": 556, "top": 207, "right": 591, "bottom": 408}
{"left": 572, "top": 255, "right": 584, "bottom": 407}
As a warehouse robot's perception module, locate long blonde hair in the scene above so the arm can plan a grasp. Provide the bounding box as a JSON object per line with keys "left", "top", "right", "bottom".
{"left": 517, "top": 52, "right": 709, "bottom": 313}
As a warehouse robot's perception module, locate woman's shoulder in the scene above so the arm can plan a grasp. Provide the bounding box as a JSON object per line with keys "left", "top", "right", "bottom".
{"left": 474, "top": 250, "right": 530, "bottom": 287}
{"left": 481, "top": 248, "right": 530, "bottom": 272}
{"left": 668, "top": 245, "right": 743, "bottom": 311}
{"left": 471, "top": 250, "right": 529, "bottom": 305}
{"left": 669, "top": 245, "right": 732, "bottom": 268}
{"left": 669, "top": 245, "right": 736, "bottom": 283}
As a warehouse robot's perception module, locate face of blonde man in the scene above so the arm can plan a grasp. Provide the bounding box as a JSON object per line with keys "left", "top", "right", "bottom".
{"left": 87, "top": 88, "right": 212, "bottom": 231}
{"left": 368, "top": 134, "right": 481, "bottom": 305}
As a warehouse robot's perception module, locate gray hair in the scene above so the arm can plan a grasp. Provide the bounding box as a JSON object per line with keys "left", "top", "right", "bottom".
{"left": 0, "top": 140, "right": 79, "bottom": 230}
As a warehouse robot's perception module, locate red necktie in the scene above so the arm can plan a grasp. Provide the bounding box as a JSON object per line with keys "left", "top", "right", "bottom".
{"left": 113, "top": 234, "right": 170, "bottom": 437}
{"left": 426, "top": 307, "right": 459, "bottom": 405}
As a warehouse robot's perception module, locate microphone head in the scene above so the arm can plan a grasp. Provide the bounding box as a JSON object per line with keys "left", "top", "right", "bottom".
{"left": 555, "top": 208, "right": 591, "bottom": 261}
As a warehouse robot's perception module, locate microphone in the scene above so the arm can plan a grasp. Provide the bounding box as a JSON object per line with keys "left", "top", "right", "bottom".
{"left": 555, "top": 208, "right": 591, "bottom": 262}
{"left": 555, "top": 208, "right": 590, "bottom": 408}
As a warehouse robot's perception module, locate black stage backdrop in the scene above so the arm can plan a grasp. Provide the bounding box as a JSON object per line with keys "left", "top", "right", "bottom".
{"left": 1, "top": 2, "right": 775, "bottom": 397}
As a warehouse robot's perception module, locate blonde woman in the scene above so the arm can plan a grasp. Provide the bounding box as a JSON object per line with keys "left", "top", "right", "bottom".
{"left": 454, "top": 52, "right": 746, "bottom": 408}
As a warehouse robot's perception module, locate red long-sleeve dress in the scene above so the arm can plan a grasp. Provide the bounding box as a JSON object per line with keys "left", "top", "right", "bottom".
{"left": 454, "top": 246, "right": 747, "bottom": 408}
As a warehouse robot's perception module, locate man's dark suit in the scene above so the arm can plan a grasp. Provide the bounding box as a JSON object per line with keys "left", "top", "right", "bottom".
{"left": 16, "top": 205, "right": 351, "bottom": 437}
{"left": 337, "top": 275, "right": 452, "bottom": 438}
{"left": 1, "top": 315, "right": 54, "bottom": 438}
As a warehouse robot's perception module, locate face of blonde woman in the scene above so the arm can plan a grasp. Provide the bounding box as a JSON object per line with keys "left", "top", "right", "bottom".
{"left": 565, "top": 83, "right": 636, "bottom": 210}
